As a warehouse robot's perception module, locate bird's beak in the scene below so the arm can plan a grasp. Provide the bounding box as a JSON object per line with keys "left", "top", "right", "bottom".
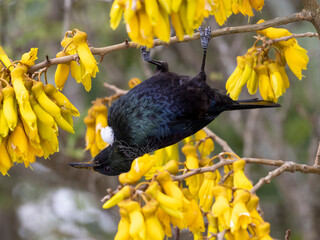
{"left": 69, "top": 160, "right": 99, "bottom": 170}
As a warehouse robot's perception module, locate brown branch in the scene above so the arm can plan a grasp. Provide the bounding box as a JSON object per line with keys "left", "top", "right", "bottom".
{"left": 250, "top": 162, "right": 295, "bottom": 193}
{"left": 264, "top": 32, "right": 318, "bottom": 45}
{"left": 103, "top": 82, "right": 128, "bottom": 95}
{"left": 28, "top": 11, "right": 311, "bottom": 74}
{"left": 203, "top": 127, "right": 235, "bottom": 153}
{"left": 302, "top": 0, "right": 320, "bottom": 37}
{"left": 173, "top": 156, "right": 320, "bottom": 182}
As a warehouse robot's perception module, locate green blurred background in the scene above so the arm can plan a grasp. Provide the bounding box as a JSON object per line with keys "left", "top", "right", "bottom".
{"left": 0, "top": 0, "right": 319, "bottom": 239}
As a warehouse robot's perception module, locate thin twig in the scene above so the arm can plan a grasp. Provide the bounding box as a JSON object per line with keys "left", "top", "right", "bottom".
{"left": 27, "top": 11, "right": 311, "bottom": 74}
{"left": 250, "top": 162, "right": 295, "bottom": 193}
{"left": 173, "top": 157, "right": 320, "bottom": 182}
{"left": 264, "top": 32, "right": 318, "bottom": 45}
{"left": 103, "top": 82, "right": 128, "bottom": 95}
{"left": 203, "top": 127, "right": 235, "bottom": 153}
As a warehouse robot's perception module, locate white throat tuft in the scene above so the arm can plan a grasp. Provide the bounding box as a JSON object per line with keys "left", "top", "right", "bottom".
{"left": 100, "top": 126, "right": 114, "bottom": 145}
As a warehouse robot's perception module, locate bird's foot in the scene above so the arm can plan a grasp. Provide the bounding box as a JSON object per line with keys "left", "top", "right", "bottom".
{"left": 140, "top": 46, "right": 168, "bottom": 72}
{"left": 199, "top": 26, "right": 212, "bottom": 50}
{"left": 140, "top": 46, "right": 152, "bottom": 62}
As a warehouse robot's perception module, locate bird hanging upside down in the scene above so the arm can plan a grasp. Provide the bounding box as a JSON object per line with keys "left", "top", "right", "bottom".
{"left": 70, "top": 27, "right": 280, "bottom": 176}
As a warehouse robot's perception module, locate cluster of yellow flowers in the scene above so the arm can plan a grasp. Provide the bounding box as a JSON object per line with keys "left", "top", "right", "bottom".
{"left": 109, "top": 0, "right": 265, "bottom": 47}
{"left": 55, "top": 29, "right": 99, "bottom": 92}
{"left": 226, "top": 21, "right": 309, "bottom": 102}
{"left": 0, "top": 47, "right": 79, "bottom": 175}
{"left": 84, "top": 99, "right": 109, "bottom": 157}
{"left": 102, "top": 130, "right": 272, "bottom": 240}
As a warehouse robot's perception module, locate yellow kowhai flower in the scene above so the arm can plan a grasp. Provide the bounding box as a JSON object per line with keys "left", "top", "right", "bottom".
{"left": 182, "top": 188, "right": 205, "bottom": 235}
{"left": 119, "top": 154, "right": 155, "bottom": 184}
{"left": 257, "top": 20, "right": 309, "bottom": 80}
{"left": 118, "top": 200, "right": 146, "bottom": 240}
{"left": 103, "top": 185, "right": 131, "bottom": 209}
{"left": 233, "top": 159, "right": 253, "bottom": 190}
{"left": 182, "top": 144, "right": 203, "bottom": 196}
{"left": 283, "top": 43, "right": 308, "bottom": 80}
{"left": 207, "top": 213, "right": 218, "bottom": 240}
{"left": 211, "top": 0, "right": 233, "bottom": 26}
{"left": 211, "top": 185, "right": 231, "bottom": 230}
{"left": 145, "top": 181, "right": 183, "bottom": 219}
{"left": 55, "top": 50, "right": 70, "bottom": 90}
{"left": 142, "top": 199, "right": 165, "bottom": 240}
{"left": 7, "top": 121, "right": 29, "bottom": 166}
{"left": 0, "top": 138, "right": 13, "bottom": 176}
{"left": 0, "top": 46, "right": 12, "bottom": 69}
{"left": 20, "top": 48, "right": 38, "bottom": 66}
{"left": 0, "top": 92, "right": 10, "bottom": 138}
{"left": 2, "top": 84, "right": 18, "bottom": 131}
{"left": 61, "top": 35, "right": 83, "bottom": 84}
{"left": 256, "top": 222, "right": 273, "bottom": 240}
{"left": 255, "top": 63, "right": 277, "bottom": 102}
{"left": 195, "top": 129, "right": 214, "bottom": 159}
{"left": 198, "top": 170, "right": 220, "bottom": 212}
{"left": 230, "top": 189, "right": 252, "bottom": 233}
{"left": 156, "top": 207, "right": 172, "bottom": 237}
{"left": 114, "top": 208, "right": 131, "bottom": 240}
{"left": 72, "top": 29, "right": 99, "bottom": 91}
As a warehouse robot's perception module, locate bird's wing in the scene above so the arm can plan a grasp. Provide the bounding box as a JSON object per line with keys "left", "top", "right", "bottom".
{"left": 108, "top": 72, "right": 222, "bottom": 153}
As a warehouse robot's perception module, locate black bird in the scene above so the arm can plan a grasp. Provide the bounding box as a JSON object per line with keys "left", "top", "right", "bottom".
{"left": 70, "top": 27, "right": 280, "bottom": 176}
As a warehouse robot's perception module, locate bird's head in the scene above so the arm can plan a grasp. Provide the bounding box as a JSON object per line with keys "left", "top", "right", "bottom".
{"left": 69, "top": 145, "right": 132, "bottom": 176}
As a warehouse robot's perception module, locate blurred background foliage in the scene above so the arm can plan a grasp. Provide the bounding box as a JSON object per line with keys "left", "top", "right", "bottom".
{"left": 0, "top": 0, "right": 319, "bottom": 239}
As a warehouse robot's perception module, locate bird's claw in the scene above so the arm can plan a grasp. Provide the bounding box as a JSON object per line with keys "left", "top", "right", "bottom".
{"left": 199, "top": 26, "right": 212, "bottom": 50}
{"left": 140, "top": 46, "right": 151, "bottom": 62}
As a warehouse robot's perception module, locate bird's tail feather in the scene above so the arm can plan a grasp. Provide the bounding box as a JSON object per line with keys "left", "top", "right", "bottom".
{"left": 225, "top": 99, "right": 280, "bottom": 111}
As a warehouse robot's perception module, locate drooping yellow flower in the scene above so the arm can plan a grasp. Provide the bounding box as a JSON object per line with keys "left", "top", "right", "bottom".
{"left": 118, "top": 200, "right": 146, "bottom": 240}
{"left": 255, "top": 63, "right": 277, "bottom": 102}
{"left": 226, "top": 56, "right": 246, "bottom": 96}
{"left": 142, "top": 199, "right": 165, "bottom": 240}
{"left": 267, "top": 62, "right": 285, "bottom": 98}
{"left": 198, "top": 170, "right": 219, "bottom": 212}
{"left": 233, "top": 159, "right": 253, "bottom": 190}
{"left": 2, "top": 85, "right": 18, "bottom": 131}
{"left": 0, "top": 138, "right": 13, "bottom": 176}
{"left": 145, "top": 181, "right": 183, "bottom": 219}
{"left": 20, "top": 48, "right": 38, "bottom": 66}
{"left": 182, "top": 144, "right": 203, "bottom": 196}
{"left": 72, "top": 29, "right": 99, "bottom": 91}
{"left": 114, "top": 208, "right": 131, "bottom": 240}
{"left": 119, "top": 154, "right": 155, "bottom": 184}
{"left": 156, "top": 207, "right": 172, "bottom": 237}
{"left": 183, "top": 188, "right": 205, "bottom": 234}
{"left": 7, "top": 121, "right": 29, "bottom": 165}
{"left": 211, "top": 185, "right": 232, "bottom": 230}
{"left": 103, "top": 185, "right": 131, "bottom": 209}
{"left": 195, "top": 129, "right": 214, "bottom": 159}
{"left": 283, "top": 44, "right": 309, "bottom": 80}
{"left": 256, "top": 222, "right": 273, "bottom": 240}
{"left": 55, "top": 50, "right": 70, "bottom": 90}
{"left": 257, "top": 20, "right": 309, "bottom": 80}
{"left": 207, "top": 213, "right": 218, "bottom": 240}
{"left": 110, "top": 0, "right": 125, "bottom": 30}
{"left": 230, "top": 190, "right": 252, "bottom": 233}
{"left": 0, "top": 46, "right": 12, "bottom": 69}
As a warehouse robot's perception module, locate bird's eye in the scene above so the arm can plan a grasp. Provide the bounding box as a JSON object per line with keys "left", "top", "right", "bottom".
{"left": 104, "top": 166, "right": 111, "bottom": 173}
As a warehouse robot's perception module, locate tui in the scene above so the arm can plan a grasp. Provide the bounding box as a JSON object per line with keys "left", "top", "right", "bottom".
{"left": 69, "top": 27, "right": 280, "bottom": 176}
